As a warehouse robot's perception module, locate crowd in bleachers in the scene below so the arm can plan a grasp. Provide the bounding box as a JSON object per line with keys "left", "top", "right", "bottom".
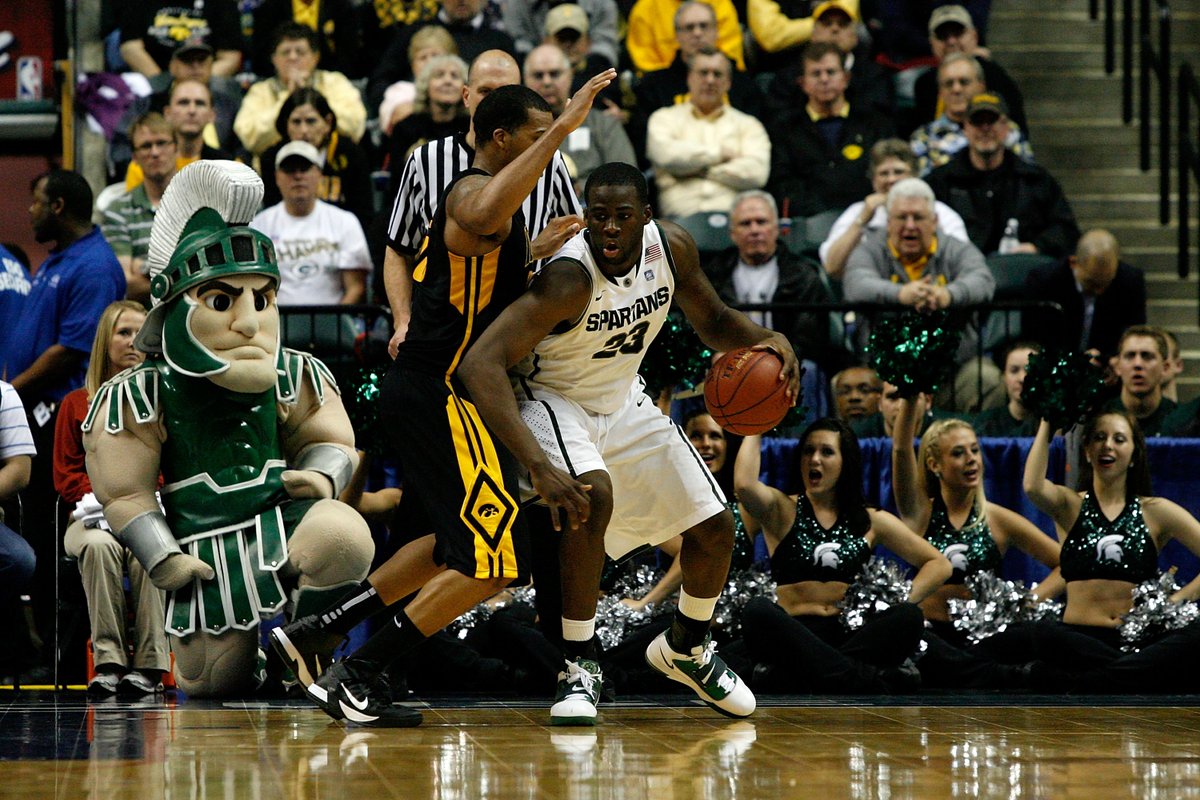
{"left": 6, "top": 0, "right": 1200, "bottom": 701}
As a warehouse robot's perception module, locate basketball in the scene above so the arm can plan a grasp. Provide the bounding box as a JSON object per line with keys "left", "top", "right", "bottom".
{"left": 703, "top": 348, "right": 791, "bottom": 435}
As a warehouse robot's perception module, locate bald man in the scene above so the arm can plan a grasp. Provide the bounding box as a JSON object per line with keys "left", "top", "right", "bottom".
{"left": 1022, "top": 228, "right": 1147, "bottom": 359}
{"left": 523, "top": 44, "right": 636, "bottom": 194}
{"left": 382, "top": 49, "right": 585, "bottom": 357}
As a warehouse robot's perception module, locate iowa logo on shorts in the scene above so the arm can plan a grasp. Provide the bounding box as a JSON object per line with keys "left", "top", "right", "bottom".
{"left": 462, "top": 467, "right": 519, "bottom": 578}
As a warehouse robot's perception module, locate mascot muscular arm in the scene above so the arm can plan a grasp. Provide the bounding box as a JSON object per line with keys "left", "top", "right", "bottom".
{"left": 83, "top": 161, "right": 373, "bottom": 697}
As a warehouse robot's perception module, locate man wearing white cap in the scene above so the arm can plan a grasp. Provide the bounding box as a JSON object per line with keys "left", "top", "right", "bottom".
{"left": 252, "top": 141, "right": 371, "bottom": 306}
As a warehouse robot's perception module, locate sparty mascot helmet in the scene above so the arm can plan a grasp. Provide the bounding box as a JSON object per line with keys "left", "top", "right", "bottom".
{"left": 134, "top": 160, "right": 280, "bottom": 376}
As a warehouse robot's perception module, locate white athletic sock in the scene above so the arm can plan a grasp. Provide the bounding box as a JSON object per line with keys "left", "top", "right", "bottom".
{"left": 561, "top": 616, "right": 596, "bottom": 642}
{"left": 677, "top": 589, "right": 718, "bottom": 624}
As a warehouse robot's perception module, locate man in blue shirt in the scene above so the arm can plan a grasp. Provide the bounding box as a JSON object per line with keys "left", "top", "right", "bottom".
{"left": 0, "top": 243, "right": 33, "bottom": 379}
{"left": 7, "top": 171, "right": 125, "bottom": 408}
{"left": 7, "top": 170, "right": 123, "bottom": 676}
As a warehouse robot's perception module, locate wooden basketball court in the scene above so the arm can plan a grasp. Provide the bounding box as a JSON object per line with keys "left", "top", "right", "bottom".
{"left": 4, "top": 692, "right": 1200, "bottom": 798}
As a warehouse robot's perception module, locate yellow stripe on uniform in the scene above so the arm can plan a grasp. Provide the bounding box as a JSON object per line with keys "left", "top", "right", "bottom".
{"left": 444, "top": 390, "right": 520, "bottom": 579}
{"left": 445, "top": 246, "right": 501, "bottom": 381}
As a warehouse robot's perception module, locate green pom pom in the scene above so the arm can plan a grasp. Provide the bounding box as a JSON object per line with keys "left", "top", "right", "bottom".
{"left": 639, "top": 313, "right": 713, "bottom": 397}
{"left": 867, "top": 311, "right": 962, "bottom": 396}
{"left": 1021, "top": 350, "right": 1107, "bottom": 433}
{"left": 344, "top": 366, "right": 388, "bottom": 456}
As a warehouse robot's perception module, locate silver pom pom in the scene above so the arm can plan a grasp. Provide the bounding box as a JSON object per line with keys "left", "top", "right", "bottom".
{"left": 838, "top": 557, "right": 912, "bottom": 631}
{"left": 712, "top": 568, "right": 776, "bottom": 637}
{"left": 1119, "top": 571, "right": 1200, "bottom": 651}
{"left": 948, "top": 572, "right": 1064, "bottom": 645}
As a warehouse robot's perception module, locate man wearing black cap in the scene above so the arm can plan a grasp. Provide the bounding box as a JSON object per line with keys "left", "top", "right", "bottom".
{"left": 912, "top": 4, "right": 1026, "bottom": 133}
{"left": 926, "top": 92, "right": 1080, "bottom": 258}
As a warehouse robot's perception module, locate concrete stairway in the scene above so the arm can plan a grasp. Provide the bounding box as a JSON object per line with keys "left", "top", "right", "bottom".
{"left": 988, "top": 0, "right": 1200, "bottom": 400}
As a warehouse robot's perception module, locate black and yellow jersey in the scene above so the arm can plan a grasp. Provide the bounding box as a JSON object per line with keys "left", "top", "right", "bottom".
{"left": 395, "top": 168, "right": 533, "bottom": 380}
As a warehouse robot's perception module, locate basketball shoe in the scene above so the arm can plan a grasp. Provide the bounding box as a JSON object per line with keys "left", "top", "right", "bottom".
{"left": 645, "top": 632, "right": 755, "bottom": 718}
{"left": 551, "top": 658, "right": 603, "bottom": 726}
{"left": 309, "top": 658, "right": 422, "bottom": 727}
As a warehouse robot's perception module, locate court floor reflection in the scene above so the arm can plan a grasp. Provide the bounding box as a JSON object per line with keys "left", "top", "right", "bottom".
{"left": 2, "top": 694, "right": 1200, "bottom": 799}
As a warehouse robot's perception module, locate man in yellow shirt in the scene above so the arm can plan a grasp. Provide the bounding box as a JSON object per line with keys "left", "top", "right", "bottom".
{"left": 626, "top": 0, "right": 744, "bottom": 73}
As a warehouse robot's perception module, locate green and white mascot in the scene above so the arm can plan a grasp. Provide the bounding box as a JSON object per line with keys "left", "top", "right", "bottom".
{"left": 83, "top": 161, "right": 373, "bottom": 696}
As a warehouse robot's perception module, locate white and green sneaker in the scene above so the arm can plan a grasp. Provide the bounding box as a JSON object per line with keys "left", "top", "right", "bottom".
{"left": 645, "top": 632, "right": 755, "bottom": 718}
{"left": 550, "top": 658, "right": 603, "bottom": 726}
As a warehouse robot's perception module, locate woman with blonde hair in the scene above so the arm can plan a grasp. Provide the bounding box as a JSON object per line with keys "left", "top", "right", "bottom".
{"left": 53, "top": 300, "right": 169, "bottom": 696}
{"left": 386, "top": 54, "right": 470, "bottom": 197}
{"left": 893, "top": 401, "right": 1063, "bottom": 628}
{"left": 891, "top": 398, "right": 1064, "bottom": 688}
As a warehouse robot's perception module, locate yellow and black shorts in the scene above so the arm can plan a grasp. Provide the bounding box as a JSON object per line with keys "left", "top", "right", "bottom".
{"left": 380, "top": 366, "right": 530, "bottom": 583}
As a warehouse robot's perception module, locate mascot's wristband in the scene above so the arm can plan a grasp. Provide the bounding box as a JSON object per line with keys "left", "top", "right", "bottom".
{"left": 296, "top": 444, "right": 354, "bottom": 497}
{"left": 116, "top": 510, "right": 182, "bottom": 573}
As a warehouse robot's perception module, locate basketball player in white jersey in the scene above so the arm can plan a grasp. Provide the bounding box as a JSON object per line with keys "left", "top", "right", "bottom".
{"left": 459, "top": 162, "right": 801, "bottom": 726}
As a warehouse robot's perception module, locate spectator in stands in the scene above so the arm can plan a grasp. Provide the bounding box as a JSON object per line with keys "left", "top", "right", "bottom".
{"left": 507, "top": 0, "right": 618, "bottom": 68}
{"left": 540, "top": 5, "right": 623, "bottom": 112}
{"left": 1021, "top": 229, "right": 1146, "bottom": 360}
{"left": 820, "top": 138, "right": 968, "bottom": 280}
{"left": 367, "top": 0, "right": 516, "bottom": 113}
{"left": 627, "top": 0, "right": 744, "bottom": 73}
{"left": 631, "top": 2, "right": 762, "bottom": 160}
{"left": 910, "top": 53, "right": 1032, "bottom": 176}
{"left": 252, "top": 141, "right": 373, "bottom": 306}
{"left": 124, "top": 78, "right": 234, "bottom": 191}
{"left": 926, "top": 93, "right": 1080, "bottom": 258}
{"left": 843, "top": 177, "right": 1000, "bottom": 412}
{"left": 235, "top": 22, "right": 367, "bottom": 156}
{"left": 1109, "top": 326, "right": 1175, "bottom": 437}
{"left": 769, "top": 42, "right": 894, "bottom": 218}
{"left": 111, "top": 37, "right": 242, "bottom": 178}
{"left": 1161, "top": 329, "right": 1184, "bottom": 403}
{"left": 646, "top": 49, "right": 770, "bottom": 219}
{"left": 103, "top": 113, "right": 179, "bottom": 305}
{"left": 748, "top": 0, "right": 857, "bottom": 73}
{"left": 54, "top": 301, "right": 169, "bottom": 697}
{"left": 851, "top": 381, "right": 936, "bottom": 438}
{"left": 9, "top": 172, "right": 125, "bottom": 653}
{"left": 252, "top": 0, "right": 365, "bottom": 79}
{"left": 831, "top": 364, "right": 882, "bottom": 424}
{"left": 763, "top": 1, "right": 894, "bottom": 118}
{"left": 913, "top": 4, "right": 1027, "bottom": 134}
{"left": 388, "top": 55, "right": 471, "bottom": 197}
{"left": 362, "top": 0, "right": 442, "bottom": 56}
{"left": 0, "top": 381, "right": 36, "bottom": 624}
{"left": 972, "top": 340, "right": 1041, "bottom": 437}
{"left": 710, "top": 190, "right": 844, "bottom": 384}
{"left": 119, "top": 0, "right": 242, "bottom": 80}
{"left": 524, "top": 45, "right": 635, "bottom": 195}
{"left": 260, "top": 88, "right": 375, "bottom": 228}
{"left": 379, "top": 26, "right": 458, "bottom": 137}
{"left": 0, "top": 244, "right": 33, "bottom": 379}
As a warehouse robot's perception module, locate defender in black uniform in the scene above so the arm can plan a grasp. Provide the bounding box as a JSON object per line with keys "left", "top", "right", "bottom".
{"left": 270, "top": 73, "right": 617, "bottom": 727}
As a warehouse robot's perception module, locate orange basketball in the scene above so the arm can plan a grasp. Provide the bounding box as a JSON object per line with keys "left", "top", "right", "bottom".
{"left": 703, "top": 348, "right": 791, "bottom": 435}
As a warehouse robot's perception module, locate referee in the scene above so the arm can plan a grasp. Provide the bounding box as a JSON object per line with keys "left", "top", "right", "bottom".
{"left": 383, "top": 49, "right": 584, "bottom": 357}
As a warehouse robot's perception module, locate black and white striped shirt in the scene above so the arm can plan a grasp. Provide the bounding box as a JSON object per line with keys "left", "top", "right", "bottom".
{"left": 385, "top": 132, "right": 582, "bottom": 256}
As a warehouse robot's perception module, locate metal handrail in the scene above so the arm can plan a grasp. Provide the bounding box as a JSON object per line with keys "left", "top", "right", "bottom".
{"left": 1179, "top": 62, "right": 1200, "bottom": 288}
{"left": 1138, "top": 0, "right": 1172, "bottom": 225}
{"left": 1099, "top": 0, "right": 1172, "bottom": 220}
